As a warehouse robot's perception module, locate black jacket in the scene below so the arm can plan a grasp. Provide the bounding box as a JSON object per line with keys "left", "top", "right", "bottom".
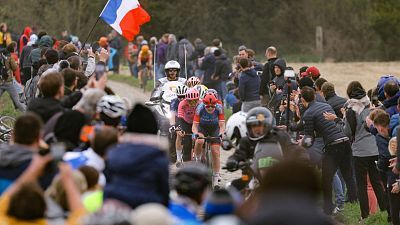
{"left": 325, "top": 93, "right": 346, "bottom": 118}
{"left": 302, "top": 101, "right": 346, "bottom": 147}
{"left": 228, "top": 128, "right": 308, "bottom": 162}
{"left": 260, "top": 57, "right": 277, "bottom": 95}
{"left": 214, "top": 55, "right": 232, "bottom": 81}
{"left": 27, "top": 97, "right": 64, "bottom": 123}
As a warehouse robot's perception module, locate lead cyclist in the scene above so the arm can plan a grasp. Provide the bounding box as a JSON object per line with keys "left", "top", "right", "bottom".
{"left": 192, "top": 92, "right": 225, "bottom": 187}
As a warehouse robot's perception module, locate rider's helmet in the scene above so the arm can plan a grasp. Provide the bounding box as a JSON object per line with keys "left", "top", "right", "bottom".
{"left": 141, "top": 45, "right": 149, "bottom": 52}
{"left": 185, "top": 88, "right": 199, "bottom": 100}
{"left": 203, "top": 92, "right": 218, "bottom": 107}
{"left": 187, "top": 76, "right": 201, "bottom": 87}
{"left": 97, "top": 95, "right": 127, "bottom": 118}
{"left": 173, "top": 162, "right": 211, "bottom": 200}
{"left": 245, "top": 107, "right": 275, "bottom": 141}
{"left": 206, "top": 89, "right": 219, "bottom": 100}
{"left": 194, "top": 84, "right": 208, "bottom": 100}
{"left": 176, "top": 84, "right": 188, "bottom": 98}
{"left": 164, "top": 60, "right": 181, "bottom": 80}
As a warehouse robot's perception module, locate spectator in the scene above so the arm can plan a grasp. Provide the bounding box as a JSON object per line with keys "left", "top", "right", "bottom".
{"left": 27, "top": 70, "right": 64, "bottom": 123}
{"left": 166, "top": 34, "right": 178, "bottom": 61}
{"left": 213, "top": 49, "right": 232, "bottom": 100}
{"left": 382, "top": 81, "right": 400, "bottom": 117}
{"left": 28, "top": 35, "right": 53, "bottom": 73}
{"left": 104, "top": 104, "right": 169, "bottom": 209}
{"left": 305, "top": 66, "right": 321, "bottom": 82}
{"left": 238, "top": 58, "right": 261, "bottom": 112}
{"left": 18, "top": 26, "right": 32, "bottom": 55}
{"left": 109, "top": 30, "right": 122, "bottom": 74}
{"left": 246, "top": 49, "right": 263, "bottom": 71}
{"left": 0, "top": 23, "right": 12, "bottom": 50}
{"left": 20, "top": 34, "right": 38, "bottom": 85}
{"left": 192, "top": 38, "right": 206, "bottom": 77}
{"left": 155, "top": 33, "right": 169, "bottom": 79}
{"left": 300, "top": 86, "right": 357, "bottom": 215}
{"left": 212, "top": 38, "right": 228, "bottom": 57}
{"left": 0, "top": 42, "right": 26, "bottom": 112}
{"left": 238, "top": 46, "right": 248, "bottom": 59}
{"left": 260, "top": 46, "right": 278, "bottom": 106}
{"left": 8, "top": 41, "right": 21, "bottom": 84}
{"left": 200, "top": 47, "right": 217, "bottom": 89}
{"left": 177, "top": 36, "right": 194, "bottom": 77}
{"left": 321, "top": 82, "right": 347, "bottom": 118}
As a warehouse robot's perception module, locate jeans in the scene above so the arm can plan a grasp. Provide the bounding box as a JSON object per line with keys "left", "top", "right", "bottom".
{"left": 241, "top": 100, "right": 261, "bottom": 112}
{"left": 219, "top": 81, "right": 227, "bottom": 101}
{"left": 333, "top": 171, "right": 345, "bottom": 208}
{"left": 322, "top": 141, "right": 357, "bottom": 214}
{"left": 353, "top": 156, "right": 388, "bottom": 218}
{"left": 0, "top": 81, "right": 26, "bottom": 112}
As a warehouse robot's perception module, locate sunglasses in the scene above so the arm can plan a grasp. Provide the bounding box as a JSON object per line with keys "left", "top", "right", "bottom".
{"left": 205, "top": 105, "right": 216, "bottom": 109}
{"left": 168, "top": 69, "right": 178, "bottom": 72}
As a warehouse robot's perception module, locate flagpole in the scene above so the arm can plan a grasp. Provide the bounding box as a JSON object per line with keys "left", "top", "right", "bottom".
{"left": 153, "top": 44, "right": 156, "bottom": 89}
{"left": 184, "top": 43, "right": 187, "bottom": 80}
{"left": 79, "top": 17, "right": 101, "bottom": 54}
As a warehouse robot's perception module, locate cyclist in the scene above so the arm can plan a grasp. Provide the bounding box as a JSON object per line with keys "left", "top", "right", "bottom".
{"left": 192, "top": 93, "right": 225, "bottom": 187}
{"left": 194, "top": 84, "right": 208, "bottom": 101}
{"left": 176, "top": 88, "right": 200, "bottom": 167}
{"left": 170, "top": 84, "right": 188, "bottom": 165}
{"left": 137, "top": 45, "right": 153, "bottom": 89}
{"left": 187, "top": 76, "right": 201, "bottom": 88}
{"left": 206, "top": 89, "right": 223, "bottom": 105}
{"left": 155, "top": 60, "right": 186, "bottom": 88}
{"left": 225, "top": 107, "right": 309, "bottom": 190}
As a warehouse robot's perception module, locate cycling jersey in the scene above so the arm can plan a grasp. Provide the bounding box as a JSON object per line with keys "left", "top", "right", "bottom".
{"left": 177, "top": 99, "right": 198, "bottom": 124}
{"left": 193, "top": 103, "right": 224, "bottom": 127}
{"left": 139, "top": 50, "right": 152, "bottom": 63}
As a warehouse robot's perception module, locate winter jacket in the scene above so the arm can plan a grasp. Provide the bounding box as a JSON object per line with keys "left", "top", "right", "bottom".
{"left": 260, "top": 57, "right": 278, "bottom": 95}
{"left": 178, "top": 38, "right": 194, "bottom": 66}
{"left": 27, "top": 97, "right": 64, "bottom": 123}
{"left": 0, "top": 144, "right": 54, "bottom": 194}
{"left": 341, "top": 98, "right": 378, "bottom": 157}
{"left": 382, "top": 91, "right": 400, "bottom": 117}
{"left": 28, "top": 35, "right": 53, "bottom": 65}
{"left": 18, "top": 26, "right": 31, "bottom": 55}
{"left": 302, "top": 101, "right": 347, "bottom": 147}
{"left": 390, "top": 113, "right": 399, "bottom": 137}
{"left": 156, "top": 41, "right": 168, "bottom": 65}
{"left": 1, "top": 52, "right": 17, "bottom": 83}
{"left": 325, "top": 93, "right": 347, "bottom": 118}
{"left": 238, "top": 68, "right": 260, "bottom": 102}
{"left": 166, "top": 41, "right": 178, "bottom": 61}
{"left": 104, "top": 133, "right": 169, "bottom": 209}
{"left": 375, "top": 134, "right": 391, "bottom": 172}
{"left": 214, "top": 54, "right": 232, "bottom": 81}
{"left": 200, "top": 53, "right": 216, "bottom": 86}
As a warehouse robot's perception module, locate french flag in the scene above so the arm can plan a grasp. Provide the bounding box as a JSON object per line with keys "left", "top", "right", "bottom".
{"left": 100, "top": 0, "right": 150, "bottom": 41}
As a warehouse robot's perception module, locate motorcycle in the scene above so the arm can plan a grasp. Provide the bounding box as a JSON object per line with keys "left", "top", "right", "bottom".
{"left": 145, "top": 81, "right": 182, "bottom": 136}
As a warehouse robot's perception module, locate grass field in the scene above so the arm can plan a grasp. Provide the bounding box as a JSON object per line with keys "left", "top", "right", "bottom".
{"left": 0, "top": 93, "right": 21, "bottom": 118}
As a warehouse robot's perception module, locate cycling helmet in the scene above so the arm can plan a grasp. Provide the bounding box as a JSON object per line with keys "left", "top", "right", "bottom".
{"left": 203, "top": 93, "right": 218, "bottom": 106}
{"left": 141, "top": 45, "right": 149, "bottom": 52}
{"left": 185, "top": 88, "right": 199, "bottom": 100}
{"left": 187, "top": 76, "right": 201, "bottom": 87}
{"left": 176, "top": 84, "right": 188, "bottom": 98}
{"left": 194, "top": 84, "right": 208, "bottom": 100}
{"left": 246, "top": 107, "right": 275, "bottom": 141}
{"left": 97, "top": 95, "right": 127, "bottom": 118}
{"left": 173, "top": 162, "right": 211, "bottom": 199}
{"left": 165, "top": 60, "right": 181, "bottom": 80}
{"left": 206, "top": 89, "right": 219, "bottom": 100}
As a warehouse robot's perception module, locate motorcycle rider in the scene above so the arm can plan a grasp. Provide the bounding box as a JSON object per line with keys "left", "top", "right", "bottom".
{"left": 225, "top": 107, "right": 309, "bottom": 190}
{"left": 155, "top": 60, "right": 186, "bottom": 88}
{"left": 192, "top": 93, "right": 225, "bottom": 187}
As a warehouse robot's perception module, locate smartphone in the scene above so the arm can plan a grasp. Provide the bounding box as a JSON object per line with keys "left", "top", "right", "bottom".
{"left": 50, "top": 142, "right": 66, "bottom": 163}
{"left": 95, "top": 64, "right": 106, "bottom": 80}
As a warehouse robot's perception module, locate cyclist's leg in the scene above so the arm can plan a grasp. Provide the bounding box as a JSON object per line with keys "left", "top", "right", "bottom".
{"left": 209, "top": 127, "right": 221, "bottom": 178}
{"left": 194, "top": 131, "right": 205, "bottom": 161}
{"left": 180, "top": 121, "right": 193, "bottom": 161}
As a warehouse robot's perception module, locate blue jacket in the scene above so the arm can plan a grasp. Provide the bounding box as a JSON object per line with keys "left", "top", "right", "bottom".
{"left": 375, "top": 134, "right": 391, "bottom": 172}
{"left": 200, "top": 53, "right": 216, "bottom": 85}
{"left": 383, "top": 91, "right": 400, "bottom": 117}
{"left": 239, "top": 68, "right": 260, "bottom": 102}
{"left": 104, "top": 133, "right": 169, "bottom": 209}
{"left": 390, "top": 113, "right": 399, "bottom": 137}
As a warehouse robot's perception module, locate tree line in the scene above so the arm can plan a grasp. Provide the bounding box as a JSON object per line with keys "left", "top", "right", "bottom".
{"left": 1, "top": 0, "right": 399, "bottom": 61}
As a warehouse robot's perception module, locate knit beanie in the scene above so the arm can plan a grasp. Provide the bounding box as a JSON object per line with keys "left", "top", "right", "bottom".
{"left": 127, "top": 104, "right": 158, "bottom": 134}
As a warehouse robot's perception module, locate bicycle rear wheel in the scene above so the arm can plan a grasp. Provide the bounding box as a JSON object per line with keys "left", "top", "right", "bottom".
{"left": 205, "top": 141, "right": 214, "bottom": 187}
{"left": 142, "top": 67, "right": 148, "bottom": 92}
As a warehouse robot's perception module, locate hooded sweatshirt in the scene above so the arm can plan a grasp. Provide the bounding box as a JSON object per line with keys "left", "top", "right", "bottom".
{"left": 239, "top": 68, "right": 260, "bottom": 102}
{"left": 28, "top": 35, "right": 53, "bottom": 65}
{"left": 18, "top": 26, "right": 32, "bottom": 55}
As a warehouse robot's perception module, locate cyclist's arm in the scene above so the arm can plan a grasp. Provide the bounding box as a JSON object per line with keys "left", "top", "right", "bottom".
{"left": 148, "top": 52, "right": 153, "bottom": 66}
{"left": 192, "top": 111, "right": 200, "bottom": 134}
{"left": 137, "top": 51, "right": 142, "bottom": 66}
{"left": 170, "top": 111, "right": 176, "bottom": 126}
{"left": 217, "top": 105, "right": 225, "bottom": 134}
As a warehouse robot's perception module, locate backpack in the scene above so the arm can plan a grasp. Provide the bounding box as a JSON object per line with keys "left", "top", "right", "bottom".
{"left": 24, "top": 75, "right": 40, "bottom": 103}
{"left": 0, "top": 53, "right": 10, "bottom": 81}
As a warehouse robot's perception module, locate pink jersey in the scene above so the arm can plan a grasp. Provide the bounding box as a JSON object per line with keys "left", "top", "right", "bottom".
{"left": 177, "top": 99, "right": 198, "bottom": 124}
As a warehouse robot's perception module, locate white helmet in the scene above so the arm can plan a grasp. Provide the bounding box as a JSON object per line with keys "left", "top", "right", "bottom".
{"left": 97, "top": 95, "right": 127, "bottom": 118}
{"left": 165, "top": 60, "right": 181, "bottom": 70}
{"left": 176, "top": 84, "right": 188, "bottom": 97}
{"left": 194, "top": 84, "right": 208, "bottom": 100}
{"left": 225, "top": 111, "right": 248, "bottom": 145}
{"left": 187, "top": 76, "right": 201, "bottom": 87}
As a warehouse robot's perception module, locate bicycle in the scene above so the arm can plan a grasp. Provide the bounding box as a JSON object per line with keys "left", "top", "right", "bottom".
{"left": 140, "top": 65, "right": 153, "bottom": 93}
{"left": 193, "top": 135, "right": 222, "bottom": 188}
{"left": 0, "top": 115, "right": 15, "bottom": 143}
